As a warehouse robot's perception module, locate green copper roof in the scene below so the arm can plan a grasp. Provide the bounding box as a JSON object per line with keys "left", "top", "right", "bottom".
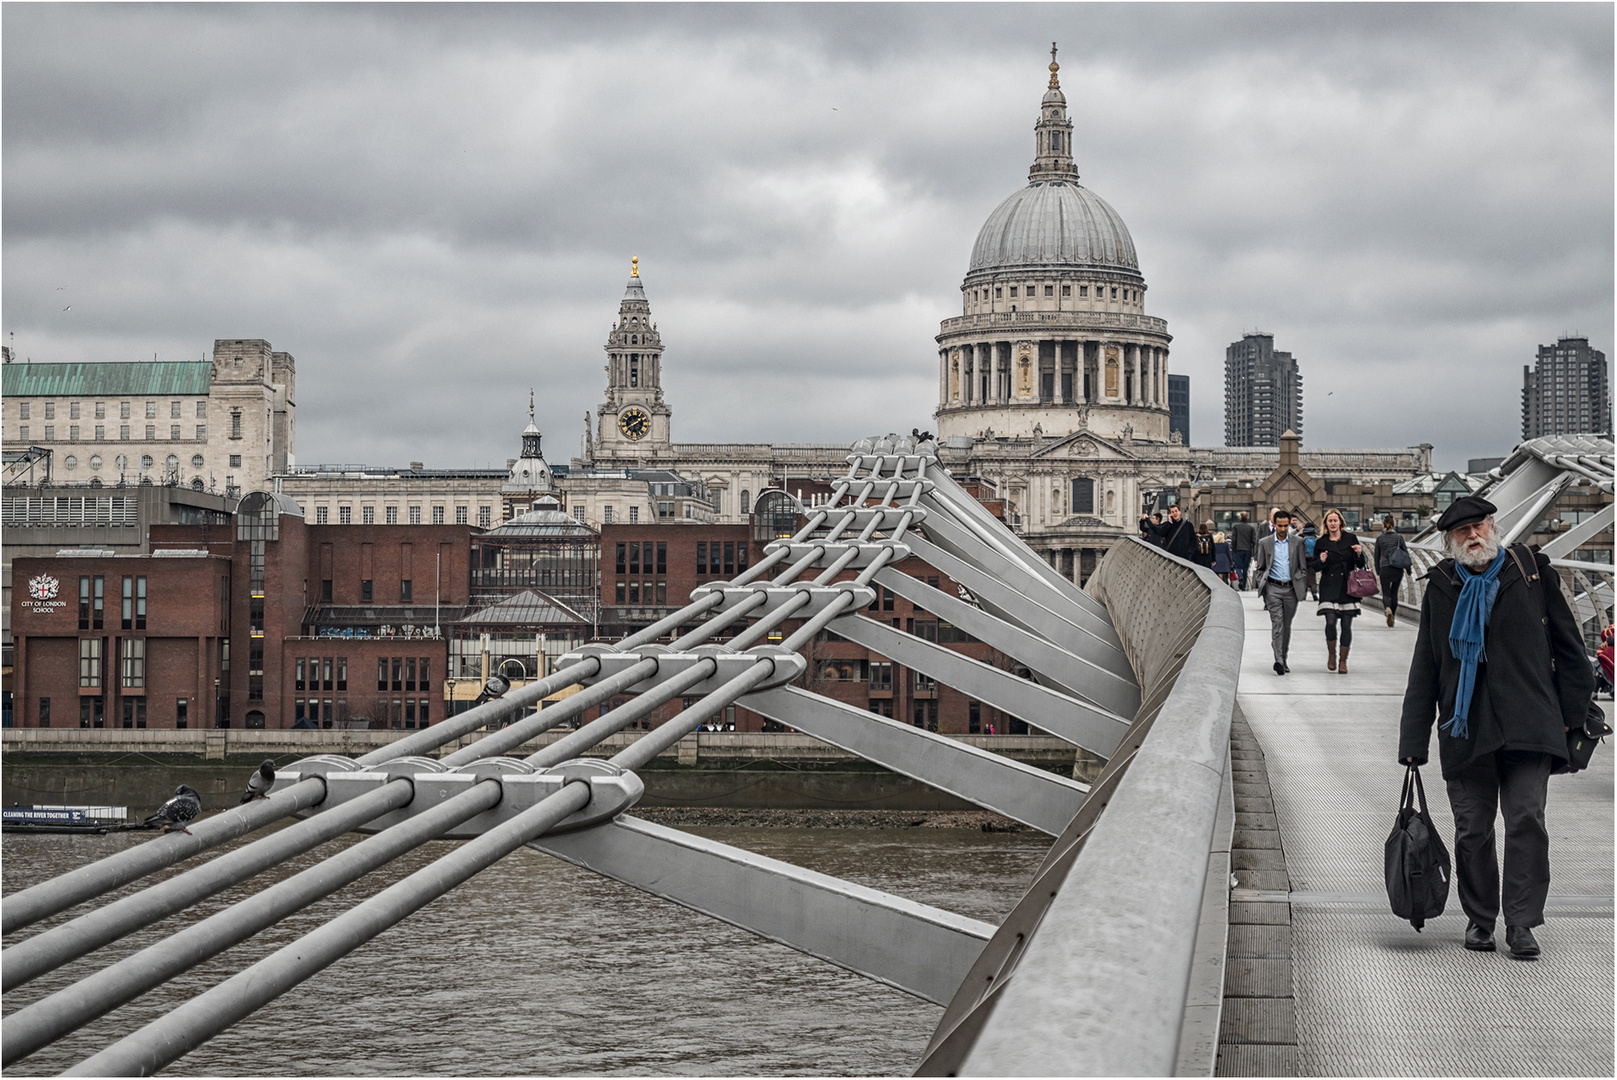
{"left": 1, "top": 362, "right": 213, "bottom": 398}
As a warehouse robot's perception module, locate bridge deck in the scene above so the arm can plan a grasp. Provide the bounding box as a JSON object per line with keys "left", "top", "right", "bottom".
{"left": 1232, "top": 591, "right": 1613, "bottom": 1077}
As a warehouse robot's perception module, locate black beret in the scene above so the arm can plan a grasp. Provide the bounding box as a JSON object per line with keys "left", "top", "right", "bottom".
{"left": 1434, "top": 495, "right": 1497, "bottom": 532}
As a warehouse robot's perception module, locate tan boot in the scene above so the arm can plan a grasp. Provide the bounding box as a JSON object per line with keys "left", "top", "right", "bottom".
{"left": 1338, "top": 646, "right": 1350, "bottom": 674}
{"left": 1327, "top": 642, "right": 1338, "bottom": 671}
{"left": 1386, "top": 608, "right": 1396, "bottom": 627}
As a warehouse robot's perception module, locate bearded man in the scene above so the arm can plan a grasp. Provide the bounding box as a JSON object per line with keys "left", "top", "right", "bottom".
{"left": 1399, "top": 496, "right": 1594, "bottom": 960}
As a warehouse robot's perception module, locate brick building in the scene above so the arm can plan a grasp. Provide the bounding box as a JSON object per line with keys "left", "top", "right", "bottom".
{"left": 11, "top": 548, "right": 232, "bottom": 730}
{"left": 10, "top": 490, "right": 472, "bottom": 730}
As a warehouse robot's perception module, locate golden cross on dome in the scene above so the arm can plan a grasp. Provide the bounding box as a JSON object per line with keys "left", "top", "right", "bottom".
{"left": 1049, "top": 42, "right": 1060, "bottom": 88}
{"left": 631, "top": 256, "right": 639, "bottom": 278}
{"left": 529, "top": 388, "right": 535, "bottom": 421}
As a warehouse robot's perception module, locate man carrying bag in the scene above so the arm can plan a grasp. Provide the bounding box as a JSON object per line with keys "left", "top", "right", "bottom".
{"left": 1398, "top": 496, "right": 1595, "bottom": 959}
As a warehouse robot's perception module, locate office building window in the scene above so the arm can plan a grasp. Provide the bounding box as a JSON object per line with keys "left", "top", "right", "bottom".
{"left": 196, "top": 424, "right": 207, "bottom": 439}
{"left": 456, "top": 506, "right": 468, "bottom": 525}
{"left": 39, "top": 697, "right": 52, "bottom": 728}
{"left": 121, "top": 638, "right": 146, "bottom": 688}
{"left": 121, "top": 698, "right": 147, "bottom": 729}
{"left": 120, "top": 425, "right": 131, "bottom": 440}
{"left": 408, "top": 506, "right": 422, "bottom": 524}
{"left": 362, "top": 506, "right": 376, "bottom": 525}
{"left": 79, "top": 638, "right": 102, "bottom": 687}
{"left": 231, "top": 410, "right": 243, "bottom": 438}
{"left": 479, "top": 506, "right": 492, "bottom": 527}
{"left": 176, "top": 698, "right": 188, "bottom": 729}
{"left": 79, "top": 575, "right": 104, "bottom": 630}
{"left": 197, "top": 401, "right": 207, "bottom": 418}
{"left": 18, "top": 403, "right": 30, "bottom": 419}
{"left": 316, "top": 506, "right": 329, "bottom": 524}
{"left": 339, "top": 506, "right": 352, "bottom": 524}
{"left": 386, "top": 506, "right": 398, "bottom": 524}
{"left": 171, "top": 425, "right": 181, "bottom": 440}
{"left": 432, "top": 506, "right": 445, "bottom": 524}
{"left": 121, "top": 575, "right": 147, "bottom": 630}
{"left": 120, "top": 402, "right": 131, "bottom": 420}
{"left": 171, "top": 401, "right": 182, "bottom": 418}
{"left": 361, "top": 579, "right": 373, "bottom": 601}
{"left": 229, "top": 454, "right": 242, "bottom": 468}
{"left": 400, "top": 579, "right": 412, "bottom": 601}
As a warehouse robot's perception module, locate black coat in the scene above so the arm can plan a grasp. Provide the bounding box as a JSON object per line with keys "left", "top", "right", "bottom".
{"left": 1399, "top": 547, "right": 1594, "bottom": 778}
{"left": 1149, "top": 515, "right": 1198, "bottom": 560}
{"left": 1310, "top": 531, "right": 1365, "bottom": 605}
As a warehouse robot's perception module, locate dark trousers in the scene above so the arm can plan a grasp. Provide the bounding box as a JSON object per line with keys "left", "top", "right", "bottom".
{"left": 1445, "top": 750, "right": 1552, "bottom": 929}
{"left": 1381, "top": 566, "right": 1404, "bottom": 616}
{"left": 1232, "top": 549, "right": 1252, "bottom": 588}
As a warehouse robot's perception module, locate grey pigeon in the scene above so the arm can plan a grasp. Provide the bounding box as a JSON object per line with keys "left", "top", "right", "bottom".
{"left": 239, "top": 759, "right": 276, "bottom": 803}
{"left": 143, "top": 785, "right": 201, "bottom": 833}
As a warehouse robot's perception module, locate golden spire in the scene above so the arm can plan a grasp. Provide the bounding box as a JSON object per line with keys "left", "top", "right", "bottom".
{"left": 529, "top": 388, "right": 535, "bottom": 422}
{"left": 1049, "top": 42, "right": 1060, "bottom": 89}
{"left": 631, "top": 255, "right": 639, "bottom": 278}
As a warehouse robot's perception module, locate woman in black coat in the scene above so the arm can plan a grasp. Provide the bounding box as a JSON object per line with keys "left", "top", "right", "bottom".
{"left": 1310, "top": 508, "right": 1365, "bottom": 673}
{"left": 1374, "top": 516, "right": 1410, "bottom": 625}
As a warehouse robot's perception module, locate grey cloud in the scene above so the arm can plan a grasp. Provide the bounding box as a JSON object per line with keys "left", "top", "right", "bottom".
{"left": 3, "top": 3, "right": 1610, "bottom": 471}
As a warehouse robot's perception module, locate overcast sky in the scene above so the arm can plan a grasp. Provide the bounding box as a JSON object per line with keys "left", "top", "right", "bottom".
{"left": 4, "top": 3, "right": 1611, "bottom": 472}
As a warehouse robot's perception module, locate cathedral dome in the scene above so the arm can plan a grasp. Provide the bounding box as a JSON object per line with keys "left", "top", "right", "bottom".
{"left": 968, "top": 181, "right": 1139, "bottom": 276}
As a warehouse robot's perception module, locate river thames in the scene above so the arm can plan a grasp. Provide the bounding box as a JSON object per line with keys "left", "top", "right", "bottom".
{"left": 3, "top": 820, "right": 1048, "bottom": 1075}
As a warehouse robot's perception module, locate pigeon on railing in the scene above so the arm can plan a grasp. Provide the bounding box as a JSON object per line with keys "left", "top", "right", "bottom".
{"left": 239, "top": 760, "right": 276, "bottom": 803}
{"left": 142, "top": 785, "right": 201, "bottom": 834}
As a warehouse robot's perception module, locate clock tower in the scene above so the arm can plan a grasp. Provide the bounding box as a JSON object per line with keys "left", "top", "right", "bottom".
{"left": 593, "top": 257, "right": 672, "bottom": 458}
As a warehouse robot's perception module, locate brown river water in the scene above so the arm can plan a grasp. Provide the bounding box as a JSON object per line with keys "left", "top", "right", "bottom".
{"left": 2, "top": 822, "right": 1047, "bottom": 1076}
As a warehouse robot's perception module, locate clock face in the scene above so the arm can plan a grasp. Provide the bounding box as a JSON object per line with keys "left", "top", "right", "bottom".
{"left": 618, "top": 407, "right": 651, "bottom": 441}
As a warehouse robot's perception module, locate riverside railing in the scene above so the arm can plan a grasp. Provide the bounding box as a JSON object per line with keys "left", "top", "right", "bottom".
{"left": 3, "top": 435, "right": 1250, "bottom": 1077}
{"left": 914, "top": 537, "right": 1243, "bottom": 1075}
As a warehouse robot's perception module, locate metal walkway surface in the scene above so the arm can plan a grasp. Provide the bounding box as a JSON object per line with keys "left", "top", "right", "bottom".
{"left": 1234, "top": 592, "right": 1614, "bottom": 1077}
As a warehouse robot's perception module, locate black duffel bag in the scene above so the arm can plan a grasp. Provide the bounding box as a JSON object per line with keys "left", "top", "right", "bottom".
{"left": 1385, "top": 764, "right": 1451, "bottom": 931}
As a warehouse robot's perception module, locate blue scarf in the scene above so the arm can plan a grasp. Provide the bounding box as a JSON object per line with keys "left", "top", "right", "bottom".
{"left": 1444, "top": 548, "right": 1507, "bottom": 739}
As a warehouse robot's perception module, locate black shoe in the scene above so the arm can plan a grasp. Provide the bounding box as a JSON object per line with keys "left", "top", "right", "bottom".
{"left": 1464, "top": 923, "right": 1496, "bottom": 951}
{"left": 1282, "top": 661, "right": 1291, "bottom": 673}
{"left": 1506, "top": 926, "right": 1540, "bottom": 960}
{"left": 1273, "top": 661, "right": 1286, "bottom": 675}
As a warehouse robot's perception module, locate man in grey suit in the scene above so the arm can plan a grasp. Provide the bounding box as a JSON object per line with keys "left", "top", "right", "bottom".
{"left": 1250, "top": 509, "right": 1308, "bottom": 675}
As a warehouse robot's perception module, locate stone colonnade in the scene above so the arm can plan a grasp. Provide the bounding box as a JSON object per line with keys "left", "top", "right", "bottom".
{"left": 940, "top": 339, "right": 1170, "bottom": 408}
{"left": 1045, "top": 545, "right": 1106, "bottom": 588}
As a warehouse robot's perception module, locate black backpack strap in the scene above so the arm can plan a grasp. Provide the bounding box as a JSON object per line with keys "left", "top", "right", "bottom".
{"left": 1506, "top": 543, "right": 1538, "bottom": 587}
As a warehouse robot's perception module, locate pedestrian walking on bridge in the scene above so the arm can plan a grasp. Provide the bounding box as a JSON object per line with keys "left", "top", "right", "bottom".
{"left": 1376, "top": 516, "right": 1411, "bottom": 625}
{"left": 1251, "top": 509, "right": 1307, "bottom": 675}
{"left": 1231, "top": 512, "right": 1257, "bottom": 588}
{"left": 1399, "top": 496, "right": 1594, "bottom": 960}
{"left": 1312, "top": 508, "right": 1365, "bottom": 673}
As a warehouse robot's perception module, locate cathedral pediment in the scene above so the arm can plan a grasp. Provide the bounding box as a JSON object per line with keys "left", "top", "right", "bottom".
{"left": 1030, "top": 431, "right": 1137, "bottom": 461}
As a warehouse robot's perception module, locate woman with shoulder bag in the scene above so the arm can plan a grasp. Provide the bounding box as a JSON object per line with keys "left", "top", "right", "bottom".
{"left": 1212, "top": 530, "right": 1234, "bottom": 586}
{"left": 1312, "top": 508, "right": 1368, "bottom": 673}
{"left": 1375, "top": 516, "right": 1411, "bottom": 626}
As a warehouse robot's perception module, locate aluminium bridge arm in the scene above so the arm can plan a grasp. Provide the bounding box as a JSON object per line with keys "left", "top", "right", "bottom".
{"left": 529, "top": 815, "right": 995, "bottom": 1007}
{"left": 830, "top": 613, "right": 1131, "bottom": 759}
{"left": 904, "top": 531, "right": 1133, "bottom": 680}
{"left": 912, "top": 506, "right": 1125, "bottom": 654}
{"left": 921, "top": 461, "right": 1112, "bottom": 622}
{"left": 741, "top": 686, "right": 1089, "bottom": 835}
{"left": 872, "top": 564, "right": 1140, "bottom": 715}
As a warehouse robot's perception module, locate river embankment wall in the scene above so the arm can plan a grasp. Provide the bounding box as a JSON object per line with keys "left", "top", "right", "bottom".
{"left": 2, "top": 729, "right": 1095, "bottom": 816}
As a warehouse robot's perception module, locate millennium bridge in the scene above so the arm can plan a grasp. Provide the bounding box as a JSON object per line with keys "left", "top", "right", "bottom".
{"left": 2, "top": 434, "right": 1611, "bottom": 1075}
